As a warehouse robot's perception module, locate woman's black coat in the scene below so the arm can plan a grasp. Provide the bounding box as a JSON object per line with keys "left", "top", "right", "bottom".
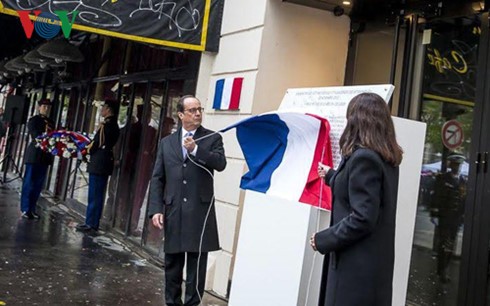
{"left": 315, "top": 148, "right": 399, "bottom": 306}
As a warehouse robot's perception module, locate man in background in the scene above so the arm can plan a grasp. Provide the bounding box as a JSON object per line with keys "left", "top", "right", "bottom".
{"left": 76, "top": 99, "right": 120, "bottom": 234}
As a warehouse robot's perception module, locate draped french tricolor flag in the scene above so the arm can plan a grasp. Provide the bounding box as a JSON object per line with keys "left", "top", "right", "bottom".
{"left": 220, "top": 112, "right": 333, "bottom": 210}
{"left": 213, "top": 77, "right": 243, "bottom": 110}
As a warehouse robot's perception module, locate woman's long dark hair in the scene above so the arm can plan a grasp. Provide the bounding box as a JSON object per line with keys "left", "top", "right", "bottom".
{"left": 339, "top": 93, "right": 403, "bottom": 166}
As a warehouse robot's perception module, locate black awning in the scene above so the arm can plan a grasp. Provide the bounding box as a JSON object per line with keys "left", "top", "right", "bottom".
{"left": 0, "top": 0, "right": 224, "bottom": 52}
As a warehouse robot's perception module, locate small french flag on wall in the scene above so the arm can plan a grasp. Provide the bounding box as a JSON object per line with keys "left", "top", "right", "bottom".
{"left": 213, "top": 77, "right": 244, "bottom": 110}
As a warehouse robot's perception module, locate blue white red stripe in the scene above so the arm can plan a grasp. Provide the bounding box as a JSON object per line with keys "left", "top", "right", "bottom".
{"left": 213, "top": 77, "right": 243, "bottom": 110}
{"left": 220, "top": 112, "right": 333, "bottom": 210}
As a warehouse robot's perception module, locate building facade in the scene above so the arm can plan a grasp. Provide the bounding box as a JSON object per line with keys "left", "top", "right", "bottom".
{"left": 1, "top": 0, "right": 489, "bottom": 305}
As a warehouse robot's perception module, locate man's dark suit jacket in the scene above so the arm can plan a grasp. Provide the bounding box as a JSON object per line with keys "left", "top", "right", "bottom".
{"left": 24, "top": 114, "right": 54, "bottom": 165}
{"left": 87, "top": 115, "right": 120, "bottom": 176}
{"left": 149, "top": 125, "right": 226, "bottom": 254}
{"left": 315, "top": 148, "right": 399, "bottom": 306}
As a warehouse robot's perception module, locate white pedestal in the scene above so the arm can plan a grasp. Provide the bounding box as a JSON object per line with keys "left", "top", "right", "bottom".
{"left": 229, "top": 191, "right": 329, "bottom": 306}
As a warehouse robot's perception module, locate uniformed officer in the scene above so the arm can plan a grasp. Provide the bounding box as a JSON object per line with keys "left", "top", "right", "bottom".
{"left": 432, "top": 153, "right": 467, "bottom": 283}
{"left": 76, "top": 99, "right": 120, "bottom": 233}
{"left": 20, "top": 98, "right": 54, "bottom": 219}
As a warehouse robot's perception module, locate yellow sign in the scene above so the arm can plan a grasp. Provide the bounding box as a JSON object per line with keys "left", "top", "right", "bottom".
{"left": 427, "top": 48, "right": 468, "bottom": 74}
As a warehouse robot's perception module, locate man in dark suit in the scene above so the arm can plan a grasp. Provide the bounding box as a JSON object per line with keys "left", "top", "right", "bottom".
{"left": 149, "top": 95, "right": 226, "bottom": 306}
{"left": 20, "top": 99, "right": 54, "bottom": 219}
{"left": 76, "top": 99, "right": 120, "bottom": 234}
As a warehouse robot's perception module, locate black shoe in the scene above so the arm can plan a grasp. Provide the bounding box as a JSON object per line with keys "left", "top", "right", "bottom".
{"left": 21, "top": 211, "right": 34, "bottom": 219}
{"left": 86, "top": 228, "right": 98, "bottom": 236}
{"left": 76, "top": 224, "right": 92, "bottom": 233}
{"left": 76, "top": 224, "right": 97, "bottom": 235}
{"left": 31, "top": 212, "right": 40, "bottom": 219}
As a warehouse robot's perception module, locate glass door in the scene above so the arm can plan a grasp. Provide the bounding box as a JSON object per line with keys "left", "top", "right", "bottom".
{"left": 126, "top": 81, "right": 170, "bottom": 242}
{"left": 406, "top": 15, "right": 481, "bottom": 306}
{"left": 140, "top": 81, "right": 182, "bottom": 257}
{"left": 112, "top": 80, "right": 181, "bottom": 252}
{"left": 45, "top": 88, "right": 67, "bottom": 195}
{"left": 113, "top": 81, "right": 148, "bottom": 234}
{"left": 466, "top": 11, "right": 490, "bottom": 306}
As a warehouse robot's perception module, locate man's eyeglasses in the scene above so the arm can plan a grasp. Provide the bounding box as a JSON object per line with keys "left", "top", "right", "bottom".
{"left": 184, "top": 107, "right": 204, "bottom": 114}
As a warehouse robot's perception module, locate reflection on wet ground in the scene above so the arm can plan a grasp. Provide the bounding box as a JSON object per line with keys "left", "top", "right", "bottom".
{"left": 406, "top": 246, "right": 460, "bottom": 306}
{"left": 0, "top": 182, "right": 227, "bottom": 305}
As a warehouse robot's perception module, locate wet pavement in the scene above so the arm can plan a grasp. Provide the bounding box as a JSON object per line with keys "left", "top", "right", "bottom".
{"left": 0, "top": 180, "right": 227, "bottom": 306}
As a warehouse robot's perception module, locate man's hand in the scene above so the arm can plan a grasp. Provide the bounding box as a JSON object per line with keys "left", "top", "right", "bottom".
{"left": 152, "top": 213, "right": 164, "bottom": 229}
{"left": 183, "top": 136, "right": 196, "bottom": 152}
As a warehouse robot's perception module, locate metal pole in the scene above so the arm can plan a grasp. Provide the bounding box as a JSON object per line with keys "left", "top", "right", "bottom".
{"left": 389, "top": 15, "right": 402, "bottom": 110}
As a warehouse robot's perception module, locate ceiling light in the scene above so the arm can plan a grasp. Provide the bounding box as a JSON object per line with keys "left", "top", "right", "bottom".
{"left": 24, "top": 49, "right": 64, "bottom": 68}
{"left": 343, "top": 1, "right": 351, "bottom": 5}
{"left": 472, "top": 1, "right": 484, "bottom": 12}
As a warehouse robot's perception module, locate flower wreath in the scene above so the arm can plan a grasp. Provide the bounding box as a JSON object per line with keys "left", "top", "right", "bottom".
{"left": 36, "top": 130, "right": 91, "bottom": 160}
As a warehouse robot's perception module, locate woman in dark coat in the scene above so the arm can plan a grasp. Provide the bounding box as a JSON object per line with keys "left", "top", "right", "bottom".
{"left": 312, "top": 93, "right": 403, "bottom": 306}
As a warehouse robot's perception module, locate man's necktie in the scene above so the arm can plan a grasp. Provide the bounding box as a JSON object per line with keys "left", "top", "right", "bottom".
{"left": 182, "top": 132, "right": 193, "bottom": 159}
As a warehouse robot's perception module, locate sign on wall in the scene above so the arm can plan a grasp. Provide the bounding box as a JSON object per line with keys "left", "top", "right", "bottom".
{"left": 0, "top": 0, "right": 224, "bottom": 51}
{"left": 279, "top": 84, "right": 395, "bottom": 167}
{"left": 423, "top": 23, "right": 479, "bottom": 105}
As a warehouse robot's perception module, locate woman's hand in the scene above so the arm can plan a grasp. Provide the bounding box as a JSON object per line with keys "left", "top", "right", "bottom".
{"left": 310, "top": 233, "right": 317, "bottom": 251}
{"left": 317, "top": 162, "right": 330, "bottom": 179}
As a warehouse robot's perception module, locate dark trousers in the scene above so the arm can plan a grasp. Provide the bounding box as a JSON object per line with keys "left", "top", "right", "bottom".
{"left": 436, "top": 217, "right": 460, "bottom": 277}
{"left": 20, "top": 163, "right": 48, "bottom": 213}
{"left": 165, "top": 252, "right": 208, "bottom": 306}
{"left": 86, "top": 173, "right": 109, "bottom": 230}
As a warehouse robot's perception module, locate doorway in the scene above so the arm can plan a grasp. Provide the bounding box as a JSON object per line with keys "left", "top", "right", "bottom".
{"left": 346, "top": 9, "right": 490, "bottom": 306}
